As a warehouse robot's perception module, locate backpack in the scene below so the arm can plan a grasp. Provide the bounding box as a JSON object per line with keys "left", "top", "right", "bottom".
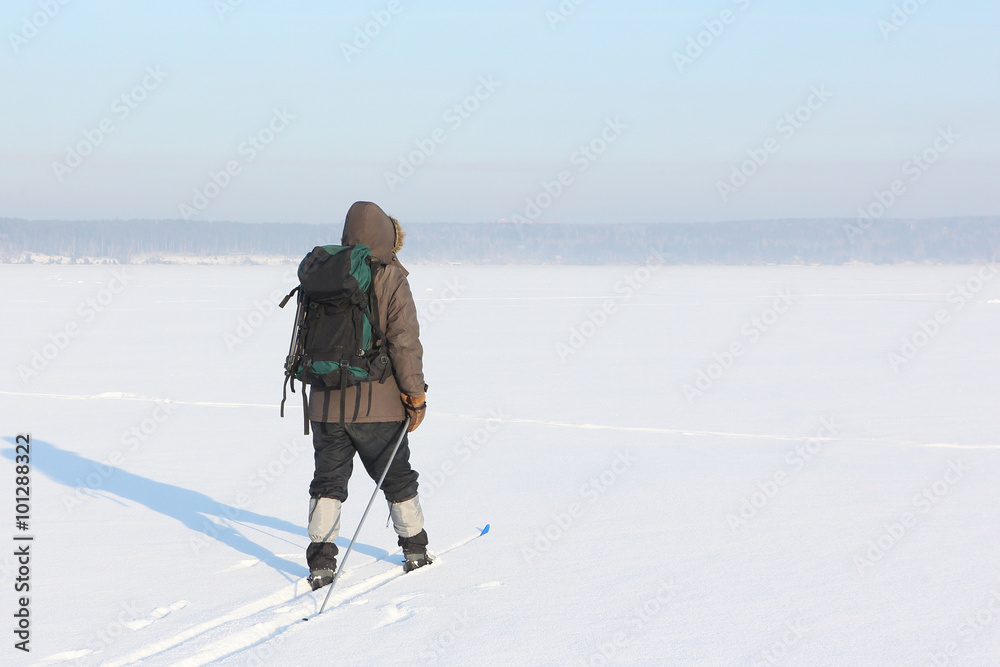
{"left": 279, "top": 244, "right": 392, "bottom": 434}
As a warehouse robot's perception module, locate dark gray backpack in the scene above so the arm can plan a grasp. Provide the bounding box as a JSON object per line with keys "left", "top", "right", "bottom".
{"left": 280, "top": 244, "right": 391, "bottom": 433}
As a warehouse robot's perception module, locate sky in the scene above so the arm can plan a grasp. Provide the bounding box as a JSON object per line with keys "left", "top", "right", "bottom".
{"left": 1, "top": 0, "right": 997, "bottom": 224}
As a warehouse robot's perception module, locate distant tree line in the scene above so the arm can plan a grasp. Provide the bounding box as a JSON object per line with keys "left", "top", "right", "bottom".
{"left": 1, "top": 217, "right": 998, "bottom": 265}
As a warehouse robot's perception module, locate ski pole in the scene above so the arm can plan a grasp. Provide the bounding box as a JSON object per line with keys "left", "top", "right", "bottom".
{"left": 312, "top": 415, "right": 411, "bottom": 617}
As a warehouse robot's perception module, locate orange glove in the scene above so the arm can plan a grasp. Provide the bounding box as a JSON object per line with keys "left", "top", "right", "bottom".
{"left": 401, "top": 393, "right": 426, "bottom": 432}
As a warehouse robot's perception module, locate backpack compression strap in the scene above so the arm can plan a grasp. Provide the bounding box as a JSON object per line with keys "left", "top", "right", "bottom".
{"left": 365, "top": 259, "right": 393, "bottom": 385}
{"left": 339, "top": 360, "right": 348, "bottom": 426}
{"left": 302, "top": 384, "right": 310, "bottom": 435}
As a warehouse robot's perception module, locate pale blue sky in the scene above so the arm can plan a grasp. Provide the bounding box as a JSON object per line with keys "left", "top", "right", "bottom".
{"left": 1, "top": 0, "right": 997, "bottom": 223}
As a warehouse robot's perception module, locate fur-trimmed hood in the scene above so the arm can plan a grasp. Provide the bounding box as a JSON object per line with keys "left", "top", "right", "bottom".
{"left": 341, "top": 201, "right": 407, "bottom": 275}
{"left": 389, "top": 215, "right": 405, "bottom": 254}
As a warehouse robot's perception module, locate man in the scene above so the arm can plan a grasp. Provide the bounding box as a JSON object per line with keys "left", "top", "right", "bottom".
{"left": 306, "top": 201, "right": 429, "bottom": 591}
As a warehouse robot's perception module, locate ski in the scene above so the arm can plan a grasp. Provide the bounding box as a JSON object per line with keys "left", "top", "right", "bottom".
{"left": 301, "top": 524, "right": 489, "bottom": 622}
{"left": 100, "top": 526, "right": 490, "bottom": 667}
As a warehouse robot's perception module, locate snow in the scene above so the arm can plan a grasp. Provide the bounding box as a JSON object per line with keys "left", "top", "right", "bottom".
{"left": 2, "top": 263, "right": 999, "bottom": 666}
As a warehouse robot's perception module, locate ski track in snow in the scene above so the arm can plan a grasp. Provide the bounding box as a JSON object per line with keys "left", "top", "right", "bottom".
{"left": 88, "top": 533, "right": 483, "bottom": 666}
{"left": 2, "top": 389, "right": 996, "bottom": 450}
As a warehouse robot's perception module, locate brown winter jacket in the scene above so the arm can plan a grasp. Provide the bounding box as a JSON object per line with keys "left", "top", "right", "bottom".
{"left": 308, "top": 202, "right": 425, "bottom": 423}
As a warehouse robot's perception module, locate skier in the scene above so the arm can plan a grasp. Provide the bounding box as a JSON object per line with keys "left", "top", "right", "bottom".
{"left": 306, "top": 201, "right": 430, "bottom": 591}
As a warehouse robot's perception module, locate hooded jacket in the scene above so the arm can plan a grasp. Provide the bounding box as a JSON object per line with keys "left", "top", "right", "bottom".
{"left": 308, "top": 201, "right": 425, "bottom": 423}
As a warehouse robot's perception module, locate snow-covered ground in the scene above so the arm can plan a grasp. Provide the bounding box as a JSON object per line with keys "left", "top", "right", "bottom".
{"left": 2, "top": 262, "right": 999, "bottom": 666}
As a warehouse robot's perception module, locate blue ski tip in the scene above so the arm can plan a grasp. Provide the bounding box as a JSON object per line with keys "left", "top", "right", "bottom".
{"left": 480, "top": 524, "right": 490, "bottom": 536}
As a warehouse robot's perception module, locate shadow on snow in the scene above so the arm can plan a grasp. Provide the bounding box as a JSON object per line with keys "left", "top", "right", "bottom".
{"left": 2, "top": 437, "right": 392, "bottom": 579}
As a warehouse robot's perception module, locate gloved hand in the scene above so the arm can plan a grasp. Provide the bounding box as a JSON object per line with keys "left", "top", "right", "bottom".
{"left": 401, "top": 393, "right": 426, "bottom": 432}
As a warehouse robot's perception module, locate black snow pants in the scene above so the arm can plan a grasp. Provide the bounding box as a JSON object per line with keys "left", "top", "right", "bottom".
{"left": 309, "top": 420, "right": 419, "bottom": 503}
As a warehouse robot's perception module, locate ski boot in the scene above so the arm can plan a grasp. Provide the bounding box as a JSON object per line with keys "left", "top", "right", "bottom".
{"left": 399, "top": 529, "right": 432, "bottom": 572}
{"left": 306, "top": 542, "right": 338, "bottom": 590}
{"left": 403, "top": 552, "right": 433, "bottom": 573}
{"left": 308, "top": 569, "right": 334, "bottom": 591}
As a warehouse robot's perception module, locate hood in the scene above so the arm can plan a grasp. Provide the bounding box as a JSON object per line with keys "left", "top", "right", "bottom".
{"left": 341, "top": 201, "right": 407, "bottom": 275}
